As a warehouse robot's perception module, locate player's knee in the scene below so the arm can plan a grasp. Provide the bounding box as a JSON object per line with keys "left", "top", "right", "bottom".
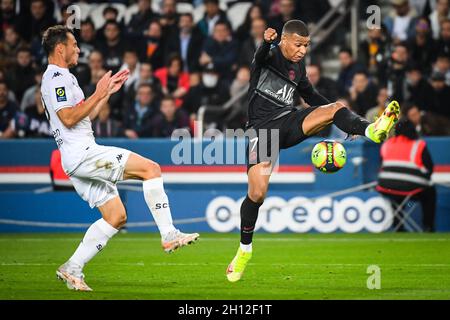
{"left": 116, "top": 212, "right": 127, "bottom": 228}
{"left": 248, "top": 188, "right": 266, "bottom": 203}
{"left": 104, "top": 210, "right": 127, "bottom": 229}
{"left": 143, "top": 161, "right": 161, "bottom": 180}
{"left": 332, "top": 101, "right": 347, "bottom": 114}
{"left": 323, "top": 101, "right": 347, "bottom": 122}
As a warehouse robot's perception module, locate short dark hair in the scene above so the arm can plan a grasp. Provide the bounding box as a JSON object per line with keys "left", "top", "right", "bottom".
{"left": 166, "top": 53, "right": 183, "bottom": 69}
{"left": 214, "top": 20, "right": 231, "bottom": 31}
{"left": 161, "top": 95, "right": 175, "bottom": 103}
{"left": 180, "top": 13, "right": 193, "bottom": 20}
{"left": 103, "top": 6, "right": 119, "bottom": 17}
{"left": 138, "top": 83, "right": 153, "bottom": 92}
{"left": 339, "top": 48, "right": 353, "bottom": 56}
{"left": 104, "top": 20, "right": 120, "bottom": 30}
{"left": 354, "top": 70, "right": 369, "bottom": 78}
{"left": 395, "top": 117, "right": 419, "bottom": 140}
{"left": 81, "top": 19, "right": 95, "bottom": 29}
{"left": 42, "top": 25, "right": 74, "bottom": 56}
{"left": 17, "top": 47, "right": 31, "bottom": 55}
{"left": 308, "top": 63, "right": 322, "bottom": 73}
{"left": 204, "top": 0, "right": 219, "bottom": 5}
{"left": 282, "top": 20, "right": 309, "bottom": 36}
{"left": 436, "top": 53, "right": 450, "bottom": 61}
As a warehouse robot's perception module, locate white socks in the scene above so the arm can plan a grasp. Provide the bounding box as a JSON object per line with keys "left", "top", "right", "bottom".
{"left": 240, "top": 242, "right": 252, "bottom": 253}
{"left": 143, "top": 177, "right": 176, "bottom": 237}
{"left": 69, "top": 218, "right": 118, "bottom": 268}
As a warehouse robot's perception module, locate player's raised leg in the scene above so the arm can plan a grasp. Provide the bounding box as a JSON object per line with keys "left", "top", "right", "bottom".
{"left": 123, "top": 152, "right": 199, "bottom": 253}
{"left": 226, "top": 161, "right": 271, "bottom": 282}
{"left": 57, "top": 196, "right": 126, "bottom": 291}
{"left": 302, "top": 101, "right": 400, "bottom": 142}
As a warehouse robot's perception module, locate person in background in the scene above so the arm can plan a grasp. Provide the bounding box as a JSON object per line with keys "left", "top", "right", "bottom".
{"left": 224, "top": 66, "right": 251, "bottom": 130}
{"left": 359, "top": 27, "right": 388, "bottom": 84}
{"left": 0, "top": 81, "right": 17, "bottom": 139}
{"left": 337, "top": 48, "right": 365, "bottom": 96}
{"left": 22, "top": 0, "right": 56, "bottom": 42}
{"left": 384, "top": 0, "right": 418, "bottom": 43}
{"left": 20, "top": 66, "right": 44, "bottom": 111}
{"left": 119, "top": 49, "right": 141, "bottom": 92}
{"left": 200, "top": 21, "right": 238, "bottom": 84}
{"left": 349, "top": 71, "right": 379, "bottom": 116}
{"left": 92, "top": 102, "right": 124, "bottom": 138}
{"left": 127, "top": 0, "right": 159, "bottom": 38}
{"left": 235, "top": 4, "right": 265, "bottom": 43}
{"left": 407, "top": 17, "right": 436, "bottom": 75}
{"left": 159, "top": 0, "right": 179, "bottom": 38}
{"left": 96, "top": 6, "right": 123, "bottom": 43}
{"left": 150, "top": 95, "right": 190, "bottom": 137}
{"left": 126, "top": 61, "right": 162, "bottom": 99}
{"left": 404, "top": 63, "right": 434, "bottom": 111}
{"left": 0, "top": 0, "right": 20, "bottom": 39}
{"left": 0, "top": 26, "right": 28, "bottom": 71}
{"left": 238, "top": 18, "right": 267, "bottom": 68}
{"left": 366, "top": 87, "right": 390, "bottom": 122}
{"left": 5, "top": 47, "right": 36, "bottom": 102}
{"left": 429, "top": 71, "right": 450, "bottom": 119}
{"left": 165, "top": 12, "right": 204, "bottom": 73}
{"left": 377, "top": 118, "right": 436, "bottom": 232}
{"left": 432, "top": 53, "right": 450, "bottom": 85}
{"left": 123, "top": 83, "right": 160, "bottom": 139}
{"left": 181, "top": 65, "right": 230, "bottom": 117}
{"left": 269, "top": 0, "right": 297, "bottom": 34}
{"left": 197, "top": 0, "right": 230, "bottom": 38}
{"left": 78, "top": 19, "right": 97, "bottom": 66}
{"left": 429, "top": 0, "right": 450, "bottom": 40}
{"left": 306, "top": 63, "right": 339, "bottom": 102}
{"left": 154, "top": 53, "right": 190, "bottom": 107}
{"left": 141, "top": 20, "right": 165, "bottom": 70}
{"left": 436, "top": 18, "right": 450, "bottom": 56}
{"left": 386, "top": 42, "right": 410, "bottom": 103}
{"left": 0, "top": 69, "right": 17, "bottom": 103}
{"left": 97, "top": 20, "right": 126, "bottom": 74}
{"left": 15, "top": 89, "right": 51, "bottom": 138}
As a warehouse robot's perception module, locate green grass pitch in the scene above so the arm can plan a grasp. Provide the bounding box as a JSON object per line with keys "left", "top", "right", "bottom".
{"left": 0, "top": 233, "right": 449, "bottom": 299}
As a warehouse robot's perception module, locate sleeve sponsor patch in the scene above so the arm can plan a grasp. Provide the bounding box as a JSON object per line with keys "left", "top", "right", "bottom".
{"left": 55, "top": 87, "right": 67, "bottom": 102}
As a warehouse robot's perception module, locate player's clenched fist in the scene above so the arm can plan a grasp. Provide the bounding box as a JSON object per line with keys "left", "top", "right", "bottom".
{"left": 264, "top": 28, "right": 277, "bottom": 43}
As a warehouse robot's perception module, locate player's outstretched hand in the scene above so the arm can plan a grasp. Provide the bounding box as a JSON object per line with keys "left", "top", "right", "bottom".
{"left": 264, "top": 28, "right": 278, "bottom": 43}
{"left": 108, "top": 69, "right": 130, "bottom": 95}
{"left": 95, "top": 70, "right": 112, "bottom": 99}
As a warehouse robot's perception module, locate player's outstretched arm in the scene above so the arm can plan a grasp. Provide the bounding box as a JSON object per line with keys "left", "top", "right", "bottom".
{"left": 57, "top": 70, "right": 129, "bottom": 128}
{"left": 254, "top": 28, "right": 277, "bottom": 64}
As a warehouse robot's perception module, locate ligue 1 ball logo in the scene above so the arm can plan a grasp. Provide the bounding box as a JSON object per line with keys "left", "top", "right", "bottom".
{"left": 311, "top": 140, "right": 346, "bottom": 173}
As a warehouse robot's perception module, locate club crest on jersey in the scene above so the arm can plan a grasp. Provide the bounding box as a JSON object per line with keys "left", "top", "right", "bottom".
{"left": 55, "top": 87, "right": 67, "bottom": 102}
{"left": 289, "top": 70, "right": 296, "bottom": 81}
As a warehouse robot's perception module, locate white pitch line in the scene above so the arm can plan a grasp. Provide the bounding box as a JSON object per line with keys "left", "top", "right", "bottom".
{"left": 1, "top": 262, "right": 449, "bottom": 267}
{"left": 0, "top": 237, "right": 450, "bottom": 243}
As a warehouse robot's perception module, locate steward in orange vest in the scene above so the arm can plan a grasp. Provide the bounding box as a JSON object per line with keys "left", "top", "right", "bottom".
{"left": 377, "top": 118, "right": 436, "bottom": 232}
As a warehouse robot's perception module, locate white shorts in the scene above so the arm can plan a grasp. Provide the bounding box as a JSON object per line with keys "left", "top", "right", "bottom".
{"left": 68, "top": 144, "right": 132, "bottom": 208}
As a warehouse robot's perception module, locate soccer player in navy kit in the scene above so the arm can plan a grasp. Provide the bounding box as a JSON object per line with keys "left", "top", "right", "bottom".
{"left": 226, "top": 20, "right": 400, "bottom": 282}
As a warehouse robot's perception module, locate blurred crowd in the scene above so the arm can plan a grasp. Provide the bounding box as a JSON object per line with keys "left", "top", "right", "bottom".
{"left": 0, "top": 0, "right": 450, "bottom": 140}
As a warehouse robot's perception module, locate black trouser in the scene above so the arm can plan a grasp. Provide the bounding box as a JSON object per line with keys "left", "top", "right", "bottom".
{"left": 385, "top": 186, "right": 436, "bottom": 232}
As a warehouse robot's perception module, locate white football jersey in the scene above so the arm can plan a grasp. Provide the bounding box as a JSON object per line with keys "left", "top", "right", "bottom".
{"left": 41, "top": 64, "right": 95, "bottom": 173}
